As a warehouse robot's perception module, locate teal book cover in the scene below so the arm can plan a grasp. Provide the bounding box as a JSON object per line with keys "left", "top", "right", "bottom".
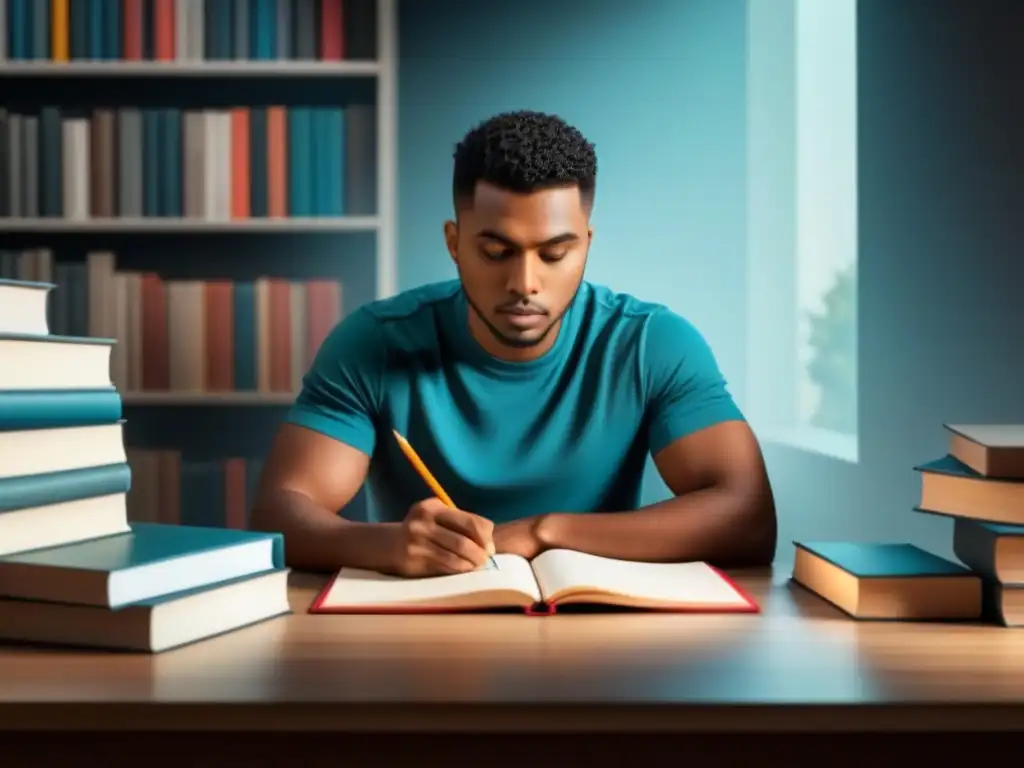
{"left": 914, "top": 455, "right": 1024, "bottom": 483}
{"left": 0, "top": 522, "right": 285, "bottom": 571}
{"left": 794, "top": 541, "right": 973, "bottom": 578}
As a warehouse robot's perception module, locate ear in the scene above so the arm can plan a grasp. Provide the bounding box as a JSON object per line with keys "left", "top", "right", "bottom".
{"left": 587, "top": 227, "right": 593, "bottom": 245}
{"left": 443, "top": 220, "right": 459, "bottom": 262}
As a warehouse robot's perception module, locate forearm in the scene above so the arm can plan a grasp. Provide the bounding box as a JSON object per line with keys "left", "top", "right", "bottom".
{"left": 538, "top": 485, "right": 777, "bottom": 567}
{"left": 250, "top": 488, "right": 399, "bottom": 573}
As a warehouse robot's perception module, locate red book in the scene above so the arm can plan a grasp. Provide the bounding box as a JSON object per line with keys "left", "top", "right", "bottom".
{"left": 123, "top": 0, "right": 143, "bottom": 60}
{"left": 304, "top": 279, "right": 341, "bottom": 366}
{"left": 153, "top": 0, "right": 175, "bottom": 60}
{"left": 230, "top": 109, "right": 251, "bottom": 219}
{"left": 319, "top": 0, "right": 345, "bottom": 60}
{"left": 309, "top": 552, "right": 760, "bottom": 616}
{"left": 204, "top": 281, "right": 234, "bottom": 391}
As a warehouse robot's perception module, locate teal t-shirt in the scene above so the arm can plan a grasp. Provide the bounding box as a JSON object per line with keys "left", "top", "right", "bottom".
{"left": 286, "top": 280, "right": 744, "bottom": 524}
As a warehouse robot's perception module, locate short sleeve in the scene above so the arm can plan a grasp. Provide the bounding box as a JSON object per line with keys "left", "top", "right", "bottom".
{"left": 643, "top": 309, "right": 745, "bottom": 456}
{"left": 285, "top": 307, "right": 386, "bottom": 457}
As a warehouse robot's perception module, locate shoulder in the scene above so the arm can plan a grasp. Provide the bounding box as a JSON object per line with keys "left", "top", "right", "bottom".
{"left": 579, "top": 282, "right": 708, "bottom": 351}
{"left": 361, "top": 279, "right": 462, "bottom": 325}
{"left": 314, "top": 280, "right": 461, "bottom": 370}
{"left": 576, "top": 283, "right": 721, "bottom": 382}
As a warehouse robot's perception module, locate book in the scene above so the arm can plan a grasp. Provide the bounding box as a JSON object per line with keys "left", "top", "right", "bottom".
{"left": 0, "top": 333, "right": 114, "bottom": 391}
{"left": 945, "top": 424, "right": 1024, "bottom": 479}
{"left": 952, "top": 518, "right": 1024, "bottom": 583}
{"left": 0, "top": 522, "right": 285, "bottom": 608}
{"left": 0, "top": 279, "right": 51, "bottom": 336}
{"left": 0, "top": 492, "right": 129, "bottom": 557}
{"left": 914, "top": 455, "right": 1024, "bottom": 525}
{"left": 0, "top": 421, "right": 126, "bottom": 480}
{"left": 791, "top": 541, "right": 982, "bottom": 620}
{"left": 310, "top": 549, "right": 758, "bottom": 615}
{"left": 0, "top": 463, "right": 131, "bottom": 513}
{"left": 0, "top": 568, "right": 291, "bottom": 653}
{"left": 0, "top": 389, "right": 122, "bottom": 431}
{"left": 983, "top": 581, "right": 1024, "bottom": 627}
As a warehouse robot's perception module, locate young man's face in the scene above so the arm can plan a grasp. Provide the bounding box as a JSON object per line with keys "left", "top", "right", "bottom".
{"left": 445, "top": 181, "right": 592, "bottom": 360}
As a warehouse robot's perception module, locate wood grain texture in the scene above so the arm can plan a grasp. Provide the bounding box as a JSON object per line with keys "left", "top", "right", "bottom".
{"left": 0, "top": 565, "right": 1022, "bottom": 733}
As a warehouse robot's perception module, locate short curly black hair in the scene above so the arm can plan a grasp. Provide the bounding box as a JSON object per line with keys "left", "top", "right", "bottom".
{"left": 452, "top": 110, "right": 597, "bottom": 211}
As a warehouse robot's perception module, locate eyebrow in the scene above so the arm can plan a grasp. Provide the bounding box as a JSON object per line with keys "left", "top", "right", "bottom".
{"left": 475, "top": 230, "right": 580, "bottom": 249}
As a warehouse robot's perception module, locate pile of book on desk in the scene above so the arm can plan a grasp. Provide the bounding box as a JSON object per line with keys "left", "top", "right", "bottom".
{"left": 0, "top": 277, "right": 290, "bottom": 653}
{"left": 791, "top": 423, "right": 1024, "bottom": 627}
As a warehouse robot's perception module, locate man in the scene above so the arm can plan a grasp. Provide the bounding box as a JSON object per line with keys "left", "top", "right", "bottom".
{"left": 250, "top": 110, "right": 777, "bottom": 577}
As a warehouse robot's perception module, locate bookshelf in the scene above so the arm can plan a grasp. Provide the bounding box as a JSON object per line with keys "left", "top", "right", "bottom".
{"left": 0, "top": 61, "right": 382, "bottom": 76}
{"left": 0, "top": 0, "right": 400, "bottom": 405}
{"left": 1, "top": 0, "right": 394, "bottom": 528}
{"left": 0, "top": 216, "right": 380, "bottom": 233}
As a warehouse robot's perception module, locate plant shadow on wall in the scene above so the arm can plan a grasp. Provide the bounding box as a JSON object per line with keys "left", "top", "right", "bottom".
{"left": 804, "top": 263, "right": 857, "bottom": 435}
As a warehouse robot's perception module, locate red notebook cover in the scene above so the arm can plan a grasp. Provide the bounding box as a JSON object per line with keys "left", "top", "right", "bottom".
{"left": 308, "top": 565, "right": 760, "bottom": 617}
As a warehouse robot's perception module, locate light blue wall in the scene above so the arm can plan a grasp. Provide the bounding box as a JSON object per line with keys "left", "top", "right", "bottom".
{"left": 398, "top": 0, "right": 750, "bottom": 506}
{"left": 397, "top": 0, "right": 1024, "bottom": 562}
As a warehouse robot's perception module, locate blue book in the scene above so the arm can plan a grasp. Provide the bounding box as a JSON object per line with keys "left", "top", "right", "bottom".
{"left": 9, "top": 0, "right": 27, "bottom": 59}
{"left": 0, "top": 522, "right": 285, "bottom": 608}
{"left": 248, "top": 108, "right": 268, "bottom": 217}
{"left": 69, "top": 0, "right": 88, "bottom": 58}
{"left": 0, "top": 391, "right": 119, "bottom": 434}
{"left": 792, "top": 541, "right": 981, "bottom": 620}
{"left": 250, "top": 0, "right": 274, "bottom": 60}
{"left": 88, "top": 0, "right": 103, "bottom": 60}
{"left": 0, "top": 569, "right": 290, "bottom": 653}
{"left": 160, "top": 108, "right": 181, "bottom": 217}
{"left": 232, "top": 282, "right": 257, "bottom": 389}
{"left": 102, "top": 0, "right": 121, "bottom": 59}
{"left": 0, "top": 463, "right": 131, "bottom": 513}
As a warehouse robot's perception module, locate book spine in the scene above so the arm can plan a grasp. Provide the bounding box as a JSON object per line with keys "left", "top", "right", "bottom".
{"left": 0, "top": 462, "right": 132, "bottom": 513}
{"left": 0, "top": 389, "right": 122, "bottom": 431}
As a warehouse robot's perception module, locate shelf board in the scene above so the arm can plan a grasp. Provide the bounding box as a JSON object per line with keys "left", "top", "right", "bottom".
{"left": 0, "top": 60, "right": 381, "bottom": 77}
{"left": 122, "top": 392, "right": 296, "bottom": 405}
{"left": 0, "top": 216, "right": 380, "bottom": 233}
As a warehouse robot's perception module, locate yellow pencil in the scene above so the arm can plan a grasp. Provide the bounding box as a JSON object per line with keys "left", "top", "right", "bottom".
{"left": 392, "top": 429, "right": 498, "bottom": 570}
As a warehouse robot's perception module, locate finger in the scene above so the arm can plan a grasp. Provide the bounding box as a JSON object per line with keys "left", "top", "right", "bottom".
{"left": 411, "top": 542, "right": 477, "bottom": 575}
{"left": 434, "top": 508, "right": 494, "bottom": 550}
{"left": 427, "top": 524, "right": 490, "bottom": 568}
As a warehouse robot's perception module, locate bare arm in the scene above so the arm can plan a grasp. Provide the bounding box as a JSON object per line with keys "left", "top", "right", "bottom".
{"left": 538, "top": 420, "right": 777, "bottom": 567}
{"left": 249, "top": 423, "right": 399, "bottom": 573}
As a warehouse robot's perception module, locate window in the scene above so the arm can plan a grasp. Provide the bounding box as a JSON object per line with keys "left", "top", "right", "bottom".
{"left": 745, "top": 0, "right": 858, "bottom": 463}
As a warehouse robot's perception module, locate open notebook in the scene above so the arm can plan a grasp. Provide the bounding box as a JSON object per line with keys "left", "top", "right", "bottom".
{"left": 309, "top": 548, "right": 758, "bottom": 615}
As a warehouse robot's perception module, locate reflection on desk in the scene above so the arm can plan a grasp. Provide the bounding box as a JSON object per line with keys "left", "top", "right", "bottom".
{"left": 0, "top": 565, "right": 1023, "bottom": 733}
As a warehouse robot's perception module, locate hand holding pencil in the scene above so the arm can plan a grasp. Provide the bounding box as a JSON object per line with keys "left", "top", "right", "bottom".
{"left": 391, "top": 430, "right": 499, "bottom": 577}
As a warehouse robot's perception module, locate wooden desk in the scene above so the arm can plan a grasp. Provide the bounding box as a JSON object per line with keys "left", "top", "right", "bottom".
{"left": 1, "top": 566, "right": 1022, "bottom": 760}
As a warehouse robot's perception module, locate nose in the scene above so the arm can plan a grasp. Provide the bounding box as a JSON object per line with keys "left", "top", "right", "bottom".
{"left": 505, "top": 253, "right": 541, "bottom": 299}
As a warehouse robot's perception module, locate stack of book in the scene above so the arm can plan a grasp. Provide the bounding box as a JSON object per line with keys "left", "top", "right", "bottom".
{"left": 0, "top": 276, "right": 291, "bottom": 652}
{"left": 914, "top": 424, "right": 1024, "bottom": 627}
{"left": 790, "top": 424, "right": 1024, "bottom": 627}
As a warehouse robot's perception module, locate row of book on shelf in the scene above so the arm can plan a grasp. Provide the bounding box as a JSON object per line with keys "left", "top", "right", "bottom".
{"left": 3, "top": 248, "right": 344, "bottom": 395}
{"left": 3, "top": 0, "right": 375, "bottom": 62}
{"left": 0, "top": 276, "right": 290, "bottom": 652}
{"left": 793, "top": 422, "right": 1024, "bottom": 627}
{"left": 0, "top": 103, "right": 376, "bottom": 220}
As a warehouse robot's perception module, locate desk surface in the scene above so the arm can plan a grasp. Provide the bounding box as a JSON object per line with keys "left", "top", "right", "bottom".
{"left": 1, "top": 566, "right": 1022, "bottom": 732}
